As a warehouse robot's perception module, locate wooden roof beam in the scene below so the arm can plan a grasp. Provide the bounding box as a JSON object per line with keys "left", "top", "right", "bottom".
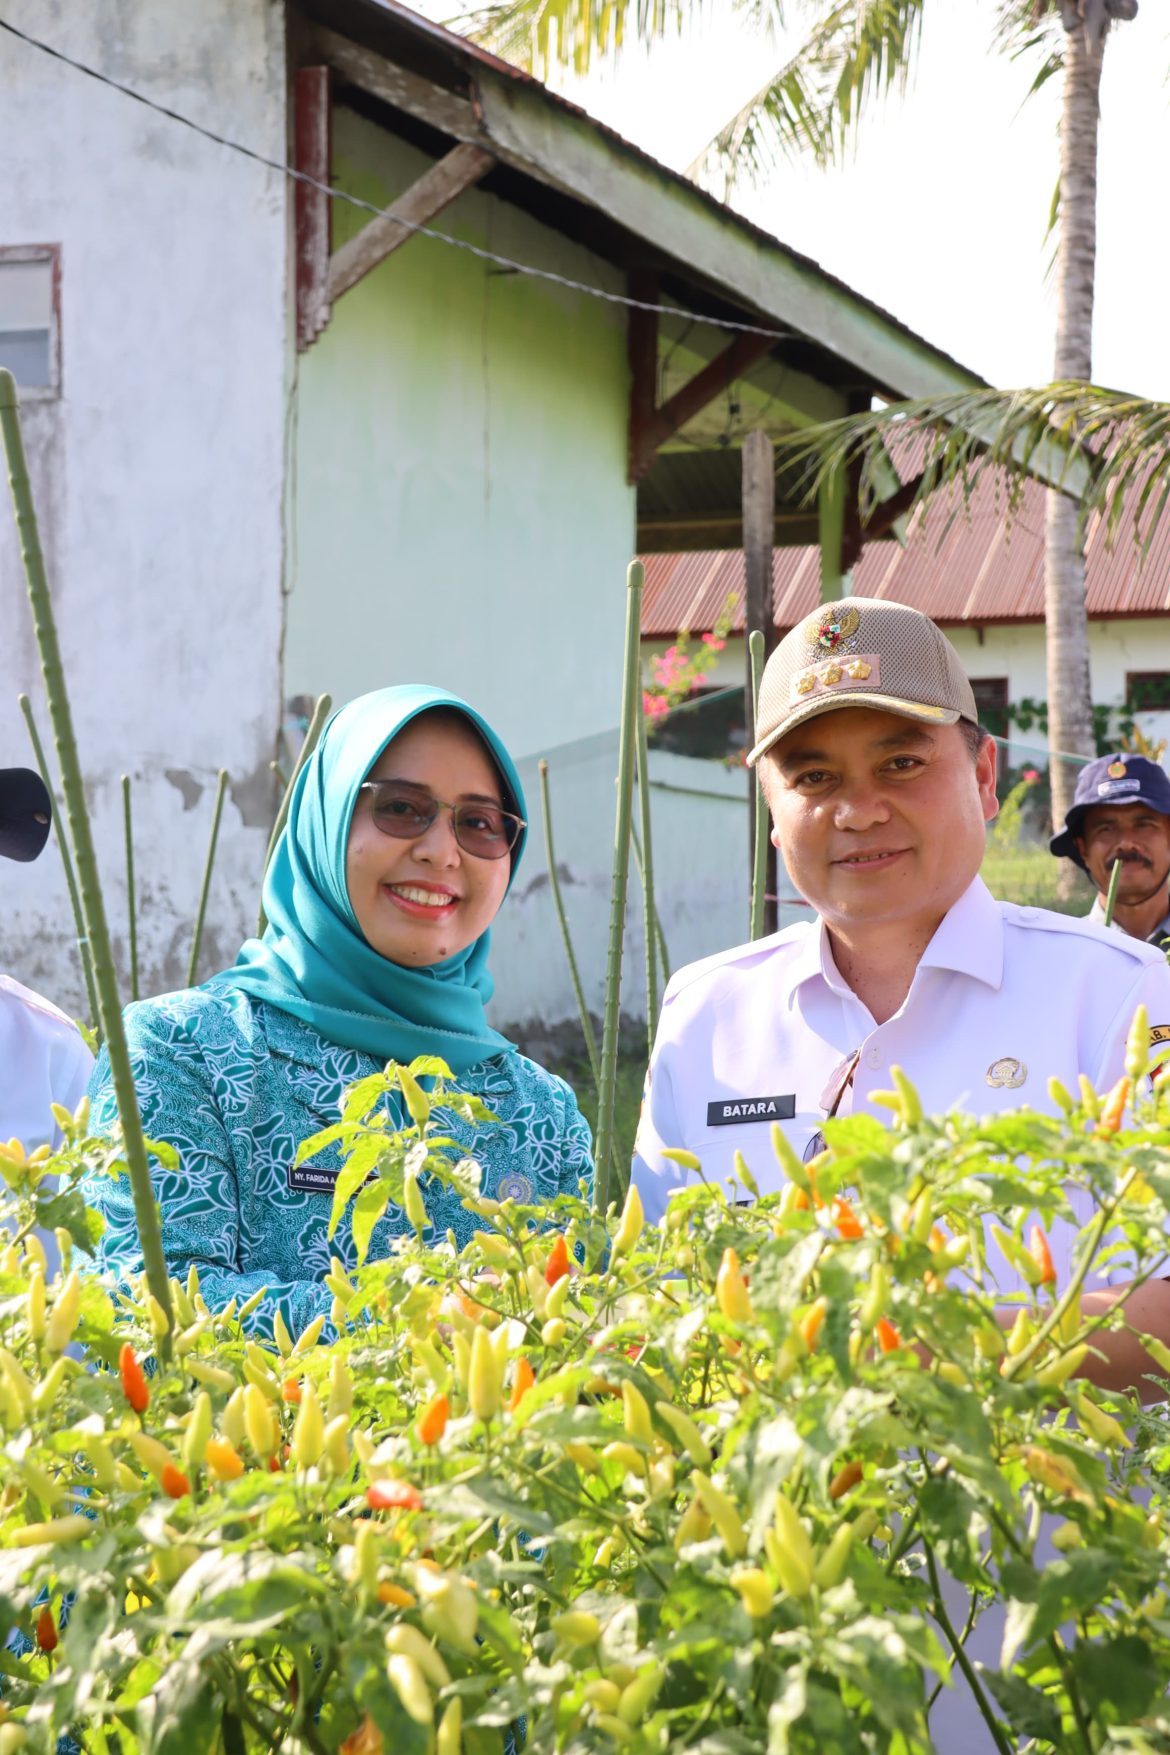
{"left": 326, "top": 142, "right": 496, "bottom": 304}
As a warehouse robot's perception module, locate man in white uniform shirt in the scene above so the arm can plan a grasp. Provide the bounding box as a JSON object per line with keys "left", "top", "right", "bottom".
{"left": 0, "top": 766, "right": 92, "bottom": 1152}
{"left": 633, "top": 597, "right": 1170, "bottom": 1396}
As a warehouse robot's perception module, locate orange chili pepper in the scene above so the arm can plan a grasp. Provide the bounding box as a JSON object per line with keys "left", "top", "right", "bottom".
{"left": 1098, "top": 1076, "right": 1130, "bottom": 1134}
{"left": 378, "top": 1581, "right": 417, "bottom": 1608}
{"left": 874, "top": 1318, "right": 902, "bottom": 1354}
{"left": 832, "top": 1197, "right": 863, "bottom": 1241}
{"left": 161, "top": 1463, "right": 191, "bottom": 1500}
{"left": 367, "top": 1479, "right": 424, "bottom": 1512}
{"left": 828, "top": 1458, "right": 864, "bottom": 1500}
{"left": 416, "top": 1393, "right": 449, "bottom": 1446}
{"left": 119, "top": 1343, "right": 149, "bottom": 1414}
{"left": 509, "top": 1355, "right": 535, "bottom": 1412}
{"left": 799, "top": 1297, "right": 828, "bottom": 1352}
{"left": 281, "top": 1378, "right": 303, "bottom": 1405}
{"left": 204, "top": 1437, "right": 245, "bottom": 1481}
{"left": 1029, "top": 1224, "right": 1057, "bottom": 1287}
{"left": 268, "top": 1454, "right": 282, "bottom": 1473}
{"left": 35, "top": 1605, "right": 58, "bottom": 1653}
{"left": 544, "top": 1234, "right": 570, "bottom": 1286}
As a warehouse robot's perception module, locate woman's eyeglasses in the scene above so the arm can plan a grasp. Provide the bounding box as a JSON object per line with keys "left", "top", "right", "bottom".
{"left": 358, "top": 781, "right": 526, "bottom": 860}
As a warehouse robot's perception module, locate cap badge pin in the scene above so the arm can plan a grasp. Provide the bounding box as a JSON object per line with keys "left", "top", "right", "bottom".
{"left": 815, "top": 605, "right": 860, "bottom": 652}
{"left": 846, "top": 659, "right": 872, "bottom": 680}
{"left": 1107, "top": 759, "right": 1127, "bottom": 779}
{"left": 986, "top": 1057, "right": 1027, "bottom": 1089}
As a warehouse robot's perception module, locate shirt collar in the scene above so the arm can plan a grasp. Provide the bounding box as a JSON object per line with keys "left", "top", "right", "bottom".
{"left": 1089, "top": 891, "right": 1170, "bottom": 941}
{"left": 786, "top": 874, "right": 1004, "bottom": 1009}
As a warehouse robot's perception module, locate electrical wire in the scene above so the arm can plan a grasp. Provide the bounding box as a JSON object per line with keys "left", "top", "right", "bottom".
{"left": 0, "top": 13, "right": 797, "bottom": 345}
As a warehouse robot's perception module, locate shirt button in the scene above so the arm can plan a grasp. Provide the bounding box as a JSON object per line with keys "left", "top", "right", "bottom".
{"left": 865, "top": 1046, "right": 881, "bottom": 1069}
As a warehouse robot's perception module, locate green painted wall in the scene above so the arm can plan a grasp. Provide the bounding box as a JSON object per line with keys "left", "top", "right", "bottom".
{"left": 287, "top": 110, "right": 636, "bottom": 757}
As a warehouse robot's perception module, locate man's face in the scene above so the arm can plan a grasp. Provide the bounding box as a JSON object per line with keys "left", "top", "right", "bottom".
{"left": 1076, "top": 802, "right": 1170, "bottom": 907}
{"left": 760, "top": 707, "right": 998, "bottom": 936}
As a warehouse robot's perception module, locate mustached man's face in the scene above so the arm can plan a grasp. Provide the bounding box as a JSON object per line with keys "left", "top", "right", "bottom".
{"left": 1077, "top": 802, "right": 1170, "bottom": 908}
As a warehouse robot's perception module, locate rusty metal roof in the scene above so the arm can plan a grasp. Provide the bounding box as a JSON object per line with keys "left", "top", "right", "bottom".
{"left": 641, "top": 471, "right": 1170, "bottom": 636}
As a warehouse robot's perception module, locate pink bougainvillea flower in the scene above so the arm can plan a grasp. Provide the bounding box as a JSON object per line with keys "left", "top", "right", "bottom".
{"left": 1022, "top": 769, "right": 1040, "bottom": 783}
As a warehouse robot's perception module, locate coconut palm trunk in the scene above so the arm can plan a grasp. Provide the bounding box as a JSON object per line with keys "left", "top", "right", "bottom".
{"left": 1046, "top": 6, "right": 1109, "bottom": 834}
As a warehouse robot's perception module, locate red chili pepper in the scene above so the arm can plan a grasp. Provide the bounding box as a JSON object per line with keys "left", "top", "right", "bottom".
{"left": 509, "top": 1356, "right": 535, "bottom": 1412}
{"left": 832, "top": 1197, "right": 863, "bottom": 1241}
{"left": 874, "top": 1318, "right": 903, "bottom": 1354}
{"left": 1029, "top": 1224, "right": 1057, "bottom": 1288}
{"left": 544, "top": 1234, "right": 570, "bottom": 1286}
{"left": 119, "top": 1343, "right": 149, "bottom": 1414}
{"left": 161, "top": 1463, "right": 191, "bottom": 1500}
{"left": 416, "top": 1393, "right": 449, "bottom": 1446}
{"left": 367, "top": 1479, "right": 424, "bottom": 1512}
{"left": 36, "top": 1605, "right": 58, "bottom": 1653}
{"left": 268, "top": 1454, "right": 282, "bottom": 1473}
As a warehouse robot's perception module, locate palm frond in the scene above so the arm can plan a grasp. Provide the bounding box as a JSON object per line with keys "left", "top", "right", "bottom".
{"left": 687, "top": 0, "right": 926, "bottom": 187}
{"left": 460, "top": 0, "right": 696, "bottom": 76}
{"left": 776, "top": 383, "right": 1170, "bottom": 560}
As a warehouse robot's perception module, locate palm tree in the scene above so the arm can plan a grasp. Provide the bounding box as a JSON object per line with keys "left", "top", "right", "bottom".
{"left": 467, "top": 0, "right": 1141, "bottom": 828}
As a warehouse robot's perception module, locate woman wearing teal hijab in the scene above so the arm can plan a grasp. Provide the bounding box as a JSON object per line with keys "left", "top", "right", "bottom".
{"left": 82, "top": 687, "right": 593, "bottom": 1336}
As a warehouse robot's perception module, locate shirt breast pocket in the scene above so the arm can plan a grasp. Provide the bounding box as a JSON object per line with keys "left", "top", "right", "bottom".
{"left": 691, "top": 1112, "right": 825, "bottom": 1200}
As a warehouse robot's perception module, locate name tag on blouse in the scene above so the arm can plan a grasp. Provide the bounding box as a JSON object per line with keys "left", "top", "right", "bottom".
{"left": 287, "top": 1165, "right": 340, "bottom": 1195}
{"left": 706, "top": 1094, "right": 796, "bottom": 1126}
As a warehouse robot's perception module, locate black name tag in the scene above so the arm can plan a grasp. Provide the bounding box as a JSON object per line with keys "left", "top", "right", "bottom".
{"left": 706, "top": 1094, "right": 796, "bottom": 1127}
{"left": 287, "top": 1165, "right": 341, "bottom": 1195}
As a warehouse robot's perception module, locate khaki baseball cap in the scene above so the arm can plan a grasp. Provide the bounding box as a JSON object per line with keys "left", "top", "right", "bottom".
{"left": 747, "top": 597, "right": 978, "bottom": 767}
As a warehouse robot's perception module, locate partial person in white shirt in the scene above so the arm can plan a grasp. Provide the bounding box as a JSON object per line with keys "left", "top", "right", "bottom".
{"left": 0, "top": 766, "right": 93, "bottom": 1154}
{"left": 1049, "top": 750, "right": 1170, "bottom": 951}
{"left": 632, "top": 596, "right": 1170, "bottom": 1400}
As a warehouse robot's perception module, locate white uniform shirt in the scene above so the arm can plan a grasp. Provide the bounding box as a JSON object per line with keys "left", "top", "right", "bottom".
{"left": 633, "top": 877, "right": 1170, "bottom": 1287}
{"left": 0, "top": 973, "right": 93, "bottom": 1152}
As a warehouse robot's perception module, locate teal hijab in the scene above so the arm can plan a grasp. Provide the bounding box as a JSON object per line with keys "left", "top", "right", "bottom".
{"left": 206, "top": 686, "right": 526, "bottom": 1075}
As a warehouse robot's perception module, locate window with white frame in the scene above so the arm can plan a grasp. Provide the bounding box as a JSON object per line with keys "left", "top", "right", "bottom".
{"left": 0, "top": 248, "right": 60, "bottom": 394}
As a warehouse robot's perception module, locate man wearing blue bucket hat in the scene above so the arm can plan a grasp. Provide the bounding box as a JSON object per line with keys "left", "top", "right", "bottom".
{"left": 1050, "top": 753, "right": 1170, "bottom": 951}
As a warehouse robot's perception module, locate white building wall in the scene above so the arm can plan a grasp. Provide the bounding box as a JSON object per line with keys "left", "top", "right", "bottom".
{"left": 0, "top": 0, "right": 289, "bottom": 1017}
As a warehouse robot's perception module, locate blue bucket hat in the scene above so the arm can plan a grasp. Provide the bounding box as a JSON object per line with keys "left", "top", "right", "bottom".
{"left": 1049, "top": 753, "right": 1170, "bottom": 871}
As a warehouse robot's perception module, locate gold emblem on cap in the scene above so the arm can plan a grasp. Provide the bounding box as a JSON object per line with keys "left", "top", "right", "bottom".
{"left": 822, "top": 661, "right": 843, "bottom": 685}
{"left": 814, "top": 605, "right": 860, "bottom": 653}
{"left": 986, "top": 1057, "right": 1027, "bottom": 1089}
{"left": 846, "top": 659, "right": 872, "bottom": 680}
{"left": 795, "top": 670, "right": 817, "bottom": 695}
{"left": 1108, "top": 759, "right": 1127, "bottom": 779}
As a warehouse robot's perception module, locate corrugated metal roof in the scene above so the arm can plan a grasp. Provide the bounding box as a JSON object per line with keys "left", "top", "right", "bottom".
{"left": 641, "top": 469, "right": 1170, "bottom": 635}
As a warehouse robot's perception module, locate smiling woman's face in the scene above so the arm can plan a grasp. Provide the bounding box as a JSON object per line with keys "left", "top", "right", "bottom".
{"left": 345, "top": 712, "right": 512, "bottom": 967}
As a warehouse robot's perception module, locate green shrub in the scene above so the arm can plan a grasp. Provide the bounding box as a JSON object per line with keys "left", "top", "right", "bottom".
{"left": 3, "top": 1049, "right": 1170, "bottom": 1752}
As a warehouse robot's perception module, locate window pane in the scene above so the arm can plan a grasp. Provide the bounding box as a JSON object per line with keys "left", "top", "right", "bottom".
{"left": 0, "top": 328, "right": 51, "bottom": 389}
{"left": 1127, "top": 672, "right": 1170, "bottom": 712}
{"left": 0, "top": 260, "right": 52, "bottom": 329}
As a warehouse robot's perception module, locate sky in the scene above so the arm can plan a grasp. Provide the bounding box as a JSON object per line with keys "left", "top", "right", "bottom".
{"left": 453, "top": 1, "right": 1170, "bottom": 397}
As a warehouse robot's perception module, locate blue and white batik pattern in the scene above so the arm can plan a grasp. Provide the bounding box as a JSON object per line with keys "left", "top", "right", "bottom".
{"left": 82, "top": 987, "right": 593, "bottom": 1337}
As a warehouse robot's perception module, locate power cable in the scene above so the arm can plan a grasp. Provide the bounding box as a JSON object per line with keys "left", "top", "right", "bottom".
{"left": 0, "top": 14, "right": 797, "bottom": 345}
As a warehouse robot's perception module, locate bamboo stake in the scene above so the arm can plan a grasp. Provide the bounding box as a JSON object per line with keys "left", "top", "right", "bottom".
{"left": 594, "top": 561, "right": 643, "bottom": 1214}
{"left": 269, "top": 759, "right": 288, "bottom": 790}
{"left": 121, "top": 775, "right": 139, "bottom": 1003}
{"left": 1103, "top": 853, "right": 1122, "bottom": 929}
{"left": 19, "top": 692, "right": 99, "bottom": 1027}
{"left": 538, "top": 759, "right": 600, "bottom": 1091}
{"left": 187, "top": 769, "right": 228, "bottom": 988}
{"left": 257, "top": 693, "right": 332, "bottom": 935}
{"left": 0, "top": 371, "right": 173, "bottom": 1347}
{"left": 634, "top": 668, "right": 659, "bottom": 1060}
{"left": 630, "top": 825, "right": 671, "bottom": 983}
{"left": 749, "top": 630, "right": 769, "bottom": 941}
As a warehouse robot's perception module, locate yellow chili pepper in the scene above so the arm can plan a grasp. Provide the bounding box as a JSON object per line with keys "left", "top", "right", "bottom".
{"left": 766, "top": 1496, "right": 814, "bottom": 1599}
{"left": 205, "top": 1436, "right": 246, "bottom": 1481}
{"left": 244, "top": 1382, "right": 278, "bottom": 1458}
{"left": 323, "top": 1413, "right": 350, "bottom": 1475}
{"left": 654, "top": 1400, "right": 711, "bottom": 1467}
{"left": 183, "top": 1391, "right": 214, "bottom": 1476}
{"left": 291, "top": 1381, "right": 325, "bottom": 1469}
{"left": 436, "top": 1698, "right": 462, "bottom": 1755}
{"left": 1125, "top": 1003, "right": 1150, "bottom": 1081}
{"left": 622, "top": 1381, "right": 653, "bottom": 1446}
{"left": 715, "top": 1248, "right": 754, "bottom": 1323}
{"left": 386, "top": 1623, "right": 451, "bottom": 1688}
{"left": 221, "top": 1387, "right": 247, "bottom": 1449}
{"left": 468, "top": 1325, "right": 502, "bottom": 1421}
{"left": 273, "top": 1309, "right": 294, "bottom": 1358}
{"left": 813, "top": 1521, "right": 856, "bottom": 1590}
{"left": 552, "top": 1610, "right": 601, "bottom": 1647}
{"left": 692, "top": 1470, "right": 747, "bottom": 1557}
{"left": 12, "top": 1514, "right": 92, "bottom": 1548}
{"left": 386, "top": 1654, "right": 433, "bottom": 1727}
{"left": 128, "top": 1431, "right": 179, "bottom": 1486}
{"left": 186, "top": 1359, "right": 237, "bottom": 1392}
{"left": 611, "top": 1183, "right": 644, "bottom": 1257}
{"left": 729, "top": 1565, "right": 774, "bottom": 1618}
{"left": 26, "top": 1268, "right": 45, "bottom": 1343}
{"left": 404, "top": 1169, "right": 429, "bottom": 1235}
{"left": 290, "top": 1313, "right": 327, "bottom": 1358}
{"left": 43, "top": 1271, "right": 82, "bottom": 1355}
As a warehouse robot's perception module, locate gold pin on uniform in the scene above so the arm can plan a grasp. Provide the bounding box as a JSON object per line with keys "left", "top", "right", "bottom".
{"left": 986, "top": 1057, "right": 1027, "bottom": 1089}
